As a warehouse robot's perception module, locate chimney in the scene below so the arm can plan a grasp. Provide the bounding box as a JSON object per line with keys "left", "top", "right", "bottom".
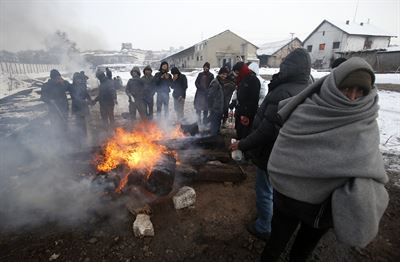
{"left": 346, "top": 20, "right": 350, "bottom": 25}
{"left": 360, "top": 22, "right": 364, "bottom": 26}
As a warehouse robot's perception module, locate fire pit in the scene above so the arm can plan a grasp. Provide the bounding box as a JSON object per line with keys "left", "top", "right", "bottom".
{"left": 94, "top": 122, "right": 183, "bottom": 196}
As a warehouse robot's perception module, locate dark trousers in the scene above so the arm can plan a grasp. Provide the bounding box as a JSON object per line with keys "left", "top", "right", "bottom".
{"left": 174, "top": 97, "right": 185, "bottom": 121}
{"left": 100, "top": 104, "right": 115, "bottom": 130}
{"left": 260, "top": 191, "right": 331, "bottom": 262}
{"left": 144, "top": 96, "right": 154, "bottom": 120}
{"left": 156, "top": 92, "right": 169, "bottom": 118}
{"left": 208, "top": 111, "right": 222, "bottom": 136}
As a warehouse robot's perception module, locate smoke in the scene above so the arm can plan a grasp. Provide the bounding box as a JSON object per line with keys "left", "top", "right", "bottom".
{"left": 0, "top": 1, "right": 109, "bottom": 52}
{"left": 0, "top": 114, "right": 125, "bottom": 230}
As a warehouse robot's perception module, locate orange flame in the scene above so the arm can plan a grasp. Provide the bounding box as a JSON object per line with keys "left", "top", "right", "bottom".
{"left": 95, "top": 122, "right": 185, "bottom": 193}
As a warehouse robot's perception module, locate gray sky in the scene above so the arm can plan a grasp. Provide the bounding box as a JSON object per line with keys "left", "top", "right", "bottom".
{"left": 1, "top": 0, "right": 399, "bottom": 52}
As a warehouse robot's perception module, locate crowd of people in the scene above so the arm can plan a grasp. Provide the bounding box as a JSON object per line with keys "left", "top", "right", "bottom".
{"left": 40, "top": 49, "right": 388, "bottom": 261}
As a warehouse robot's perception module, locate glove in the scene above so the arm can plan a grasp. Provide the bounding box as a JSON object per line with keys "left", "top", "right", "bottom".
{"left": 240, "top": 116, "right": 250, "bottom": 126}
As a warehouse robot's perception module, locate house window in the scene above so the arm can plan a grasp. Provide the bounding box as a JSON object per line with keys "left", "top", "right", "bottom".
{"left": 197, "top": 56, "right": 199, "bottom": 61}
{"left": 332, "top": 42, "right": 340, "bottom": 49}
{"left": 322, "top": 31, "right": 325, "bottom": 36}
{"left": 307, "top": 45, "right": 313, "bottom": 52}
{"left": 319, "top": 43, "right": 326, "bottom": 50}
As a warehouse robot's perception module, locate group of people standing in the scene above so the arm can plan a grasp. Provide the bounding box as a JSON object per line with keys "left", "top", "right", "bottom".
{"left": 40, "top": 50, "right": 388, "bottom": 261}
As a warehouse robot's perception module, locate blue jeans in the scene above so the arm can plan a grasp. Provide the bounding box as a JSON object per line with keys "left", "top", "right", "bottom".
{"left": 254, "top": 167, "right": 273, "bottom": 233}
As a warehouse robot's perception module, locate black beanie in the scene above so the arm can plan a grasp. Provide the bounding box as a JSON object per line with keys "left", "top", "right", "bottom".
{"left": 159, "top": 61, "right": 169, "bottom": 71}
{"left": 171, "top": 67, "right": 180, "bottom": 75}
{"left": 203, "top": 62, "right": 210, "bottom": 69}
{"left": 50, "top": 69, "right": 61, "bottom": 79}
{"left": 218, "top": 67, "right": 229, "bottom": 75}
{"left": 232, "top": 62, "right": 244, "bottom": 72}
{"left": 331, "top": 57, "right": 347, "bottom": 69}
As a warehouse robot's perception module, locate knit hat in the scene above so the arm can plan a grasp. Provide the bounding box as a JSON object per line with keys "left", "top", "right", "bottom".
{"left": 130, "top": 66, "right": 141, "bottom": 77}
{"left": 159, "top": 61, "right": 169, "bottom": 71}
{"left": 203, "top": 62, "right": 210, "bottom": 69}
{"left": 96, "top": 71, "right": 107, "bottom": 82}
{"left": 331, "top": 57, "right": 347, "bottom": 69}
{"left": 143, "top": 65, "right": 152, "bottom": 74}
{"left": 171, "top": 67, "right": 180, "bottom": 75}
{"left": 339, "top": 69, "right": 373, "bottom": 95}
{"left": 72, "top": 72, "right": 81, "bottom": 82}
{"left": 218, "top": 67, "right": 229, "bottom": 75}
{"left": 50, "top": 69, "right": 61, "bottom": 79}
{"left": 232, "top": 61, "right": 244, "bottom": 72}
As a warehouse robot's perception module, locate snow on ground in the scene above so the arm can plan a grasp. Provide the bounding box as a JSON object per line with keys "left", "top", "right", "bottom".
{"left": 378, "top": 90, "right": 400, "bottom": 154}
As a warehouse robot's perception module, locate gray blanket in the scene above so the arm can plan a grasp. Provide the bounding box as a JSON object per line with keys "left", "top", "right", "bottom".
{"left": 268, "top": 57, "right": 388, "bottom": 247}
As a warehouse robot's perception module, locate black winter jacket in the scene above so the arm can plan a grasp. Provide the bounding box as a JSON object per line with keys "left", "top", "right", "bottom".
{"left": 41, "top": 79, "right": 70, "bottom": 114}
{"left": 194, "top": 71, "right": 214, "bottom": 111}
{"left": 154, "top": 72, "right": 172, "bottom": 94}
{"left": 207, "top": 77, "right": 224, "bottom": 113}
{"left": 238, "top": 48, "right": 311, "bottom": 170}
{"left": 235, "top": 72, "right": 260, "bottom": 119}
{"left": 96, "top": 79, "right": 117, "bottom": 106}
{"left": 171, "top": 74, "right": 188, "bottom": 99}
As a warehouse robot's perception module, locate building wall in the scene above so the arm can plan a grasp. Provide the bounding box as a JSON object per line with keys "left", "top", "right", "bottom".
{"left": 303, "top": 21, "right": 391, "bottom": 69}
{"left": 303, "top": 22, "right": 347, "bottom": 69}
{"left": 340, "top": 51, "right": 400, "bottom": 72}
{"left": 266, "top": 39, "right": 303, "bottom": 67}
{"left": 164, "top": 31, "right": 258, "bottom": 69}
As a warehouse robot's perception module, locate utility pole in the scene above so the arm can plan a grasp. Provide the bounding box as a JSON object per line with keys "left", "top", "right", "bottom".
{"left": 353, "top": 0, "right": 360, "bottom": 22}
{"left": 290, "top": 32, "right": 294, "bottom": 41}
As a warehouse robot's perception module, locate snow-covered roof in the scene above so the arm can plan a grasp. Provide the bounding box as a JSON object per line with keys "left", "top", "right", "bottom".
{"left": 327, "top": 20, "right": 394, "bottom": 37}
{"left": 256, "top": 38, "right": 300, "bottom": 56}
{"left": 303, "top": 19, "right": 395, "bottom": 44}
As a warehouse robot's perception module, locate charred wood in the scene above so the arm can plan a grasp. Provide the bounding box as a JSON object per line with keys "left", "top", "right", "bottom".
{"left": 145, "top": 152, "right": 176, "bottom": 196}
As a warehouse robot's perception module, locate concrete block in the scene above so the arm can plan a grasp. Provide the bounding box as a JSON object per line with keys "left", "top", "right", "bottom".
{"left": 133, "top": 214, "right": 154, "bottom": 237}
{"left": 173, "top": 186, "right": 196, "bottom": 209}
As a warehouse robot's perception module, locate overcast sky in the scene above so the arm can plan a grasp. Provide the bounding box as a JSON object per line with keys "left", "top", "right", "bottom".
{"left": 1, "top": 0, "right": 399, "bottom": 52}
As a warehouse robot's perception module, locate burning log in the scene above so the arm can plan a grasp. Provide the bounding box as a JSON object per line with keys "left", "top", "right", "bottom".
{"left": 176, "top": 149, "right": 231, "bottom": 166}
{"left": 180, "top": 122, "right": 199, "bottom": 136}
{"left": 145, "top": 152, "right": 176, "bottom": 196}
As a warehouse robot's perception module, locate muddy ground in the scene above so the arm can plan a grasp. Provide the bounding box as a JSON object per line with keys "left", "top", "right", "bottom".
{"left": 0, "top": 90, "right": 399, "bottom": 262}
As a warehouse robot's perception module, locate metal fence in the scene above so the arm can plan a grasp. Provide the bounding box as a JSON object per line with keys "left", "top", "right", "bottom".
{"left": 0, "top": 62, "right": 66, "bottom": 75}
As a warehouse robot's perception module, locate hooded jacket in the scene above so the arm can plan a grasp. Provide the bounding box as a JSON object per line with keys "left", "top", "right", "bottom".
{"left": 194, "top": 70, "right": 214, "bottom": 111}
{"left": 235, "top": 63, "right": 261, "bottom": 119}
{"left": 207, "top": 77, "right": 224, "bottom": 113}
{"left": 238, "top": 48, "right": 311, "bottom": 170}
{"left": 170, "top": 68, "right": 188, "bottom": 99}
{"left": 141, "top": 65, "right": 155, "bottom": 100}
{"left": 154, "top": 62, "right": 172, "bottom": 94}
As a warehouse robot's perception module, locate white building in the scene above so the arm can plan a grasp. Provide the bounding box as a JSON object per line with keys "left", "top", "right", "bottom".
{"left": 302, "top": 19, "right": 395, "bottom": 68}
